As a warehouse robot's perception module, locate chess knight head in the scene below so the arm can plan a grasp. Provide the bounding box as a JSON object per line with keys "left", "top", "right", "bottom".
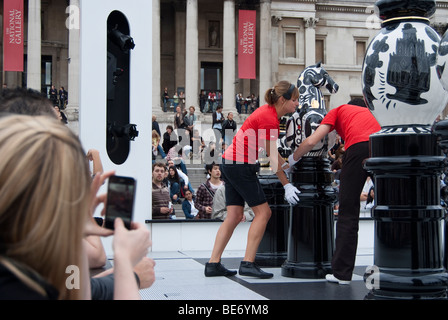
{"left": 284, "top": 62, "right": 339, "bottom": 157}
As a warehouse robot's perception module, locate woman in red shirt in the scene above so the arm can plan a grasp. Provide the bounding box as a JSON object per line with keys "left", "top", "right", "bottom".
{"left": 205, "top": 81, "right": 301, "bottom": 279}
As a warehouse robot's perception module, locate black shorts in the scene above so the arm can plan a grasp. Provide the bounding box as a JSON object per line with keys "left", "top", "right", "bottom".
{"left": 220, "top": 162, "right": 266, "bottom": 207}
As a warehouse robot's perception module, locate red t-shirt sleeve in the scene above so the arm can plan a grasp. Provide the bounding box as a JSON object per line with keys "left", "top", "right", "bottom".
{"left": 320, "top": 108, "right": 338, "bottom": 131}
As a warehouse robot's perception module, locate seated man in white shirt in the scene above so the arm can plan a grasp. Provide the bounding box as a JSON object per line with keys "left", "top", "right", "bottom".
{"left": 182, "top": 189, "right": 199, "bottom": 219}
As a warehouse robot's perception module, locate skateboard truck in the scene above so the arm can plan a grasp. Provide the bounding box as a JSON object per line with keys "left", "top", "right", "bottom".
{"left": 108, "top": 122, "right": 139, "bottom": 142}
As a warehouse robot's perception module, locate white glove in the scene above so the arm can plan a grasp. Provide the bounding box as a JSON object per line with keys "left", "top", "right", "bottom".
{"left": 283, "top": 183, "right": 301, "bottom": 205}
{"left": 283, "top": 154, "right": 300, "bottom": 175}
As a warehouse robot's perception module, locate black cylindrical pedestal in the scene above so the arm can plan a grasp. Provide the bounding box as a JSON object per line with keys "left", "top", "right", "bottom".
{"left": 433, "top": 120, "right": 448, "bottom": 272}
{"left": 255, "top": 173, "right": 289, "bottom": 267}
{"left": 364, "top": 128, "right": 448, "bottom": 299}
{"left": 281, "top": 157, "right": 337, "bottom": 278}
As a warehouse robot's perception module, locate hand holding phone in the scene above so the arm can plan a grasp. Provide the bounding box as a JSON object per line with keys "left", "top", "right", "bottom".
{"left": 104, "top": 175, "right": 136, "bottom": 230}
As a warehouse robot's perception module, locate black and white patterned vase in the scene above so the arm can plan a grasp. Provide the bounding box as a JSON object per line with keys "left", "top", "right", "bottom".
{"left": 437, "top": 30, "right": 448, "bottom": 92}
{"left": 362, "top": 0, "right": 448, "bottom": 128}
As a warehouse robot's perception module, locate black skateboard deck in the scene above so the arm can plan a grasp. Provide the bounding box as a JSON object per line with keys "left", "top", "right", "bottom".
{"left": 106, "top": 10, "right": 138, "bottom": 165}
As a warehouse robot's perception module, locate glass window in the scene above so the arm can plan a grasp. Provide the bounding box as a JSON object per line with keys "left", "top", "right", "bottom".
{"left": 316, "top": 39, "right": 324, "bottom": 64}
{"left": 285, "top": 33, "right": 296, "bottom": 58}
{"left": 200, "top": 62, "right": 223, "bottom": 91}
{"left": 356, "top": 41, "right": 366, "bottom": 65}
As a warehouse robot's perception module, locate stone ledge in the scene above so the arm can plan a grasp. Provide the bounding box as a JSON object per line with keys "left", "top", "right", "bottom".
{"left": 145, "top": 219, "right": 223, "bottom": 223}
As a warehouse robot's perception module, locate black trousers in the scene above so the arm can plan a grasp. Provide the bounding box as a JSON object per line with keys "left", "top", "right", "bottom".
{"left": 332, "top": 141, "right": 370, "bottom": 281}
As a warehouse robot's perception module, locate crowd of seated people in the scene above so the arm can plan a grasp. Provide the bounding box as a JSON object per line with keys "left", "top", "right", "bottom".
{"left": 153, "top": 117, "right": 378, "bottom": 221}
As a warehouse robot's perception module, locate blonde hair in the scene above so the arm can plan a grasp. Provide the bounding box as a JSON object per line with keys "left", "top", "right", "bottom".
{"left": 152, "top": 129, "right": 160, "bottom": 141}
{"left": 264, "top": 80, "right": 299, "bottom": 105}
{"left": 0, "top": 115, "right": 91, "bottom": 299}
{"left": 152, "top": 130, "right": 161, "bottom": 147}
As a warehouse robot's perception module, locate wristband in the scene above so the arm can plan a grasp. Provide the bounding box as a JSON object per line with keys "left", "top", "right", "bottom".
{"left": 288, "top": 154, "right": 300, "bottom": 167}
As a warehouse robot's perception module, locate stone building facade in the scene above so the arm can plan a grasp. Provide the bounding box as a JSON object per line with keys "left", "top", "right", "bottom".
{"left": 2, "top": 0, "right": 448, "bottom": 129}
{"left": 154, "top": 0, "right": 448, "bottom": 124}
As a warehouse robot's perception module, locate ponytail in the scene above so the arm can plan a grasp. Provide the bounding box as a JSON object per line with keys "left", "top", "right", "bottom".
{"left": 264, "top": 80, "right": 298, "bottom": 105}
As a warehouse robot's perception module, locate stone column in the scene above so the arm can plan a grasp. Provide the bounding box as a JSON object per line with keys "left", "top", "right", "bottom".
{"left": 175, "top": 9, "right": 186, "bottom": 105}
{"left": 304, "top": 17, "right": 318, "bottom": 66}
{"left": 27, "top": 0, "right": 41, "bottom": 91}
{"left": 259, "top": 0, "right": 272, "bottom": 101}
{"left": 66, "top": 0, "right": 80, "bottom": 125}
{"left": 185, "top": 0, "right": 199, "bottom": 110}
{"left": 271, "top": 16, "right": 282, "bottom": 85}
{"left": 152, "top": 0, "right": 162, "bottom": 114}
{"left": 223, "top": 0, "right": 236, "bottom": 116}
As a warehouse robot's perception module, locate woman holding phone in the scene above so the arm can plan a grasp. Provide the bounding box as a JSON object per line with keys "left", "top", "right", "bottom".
{"left": 0, "top": 114, "right": 150, "bottom": 299}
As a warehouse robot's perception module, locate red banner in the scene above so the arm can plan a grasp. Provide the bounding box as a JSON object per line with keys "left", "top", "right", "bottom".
{"left": 4, "top": 0, "right": 24, "bottom": 72}
{"left": 238, "top": 10, "right": 256, "bottom": 79}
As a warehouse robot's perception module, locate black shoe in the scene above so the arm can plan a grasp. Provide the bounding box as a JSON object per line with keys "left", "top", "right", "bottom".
{"left": 239, "top": 261, "right": 273, "bottom": 279}
{"left": 205, "top": 262, "right": 237, "bottom": 277}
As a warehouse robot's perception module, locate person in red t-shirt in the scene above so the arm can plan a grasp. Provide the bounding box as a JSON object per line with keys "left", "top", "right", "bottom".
{"left": 286, "top": 98, "right": 381, "bottom": 285}
{"left": 205, "top": 81, "right": 301, "bottom": 279}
